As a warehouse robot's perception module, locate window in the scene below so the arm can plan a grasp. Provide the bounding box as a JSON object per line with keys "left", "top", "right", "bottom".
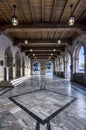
{"left": 76, "top": 46, "right": 85, "bottom": 73}
{"left": 32, "top": 61, "right": 40, "bottom": 75}
{"left": 45, "top": 61, "right": 53, "bottom": 75}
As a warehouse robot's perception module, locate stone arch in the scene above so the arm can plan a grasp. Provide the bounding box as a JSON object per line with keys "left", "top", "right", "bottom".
{"left": 15, "top": 51, "right": 21, "bottom": 78}
{"left": 65, "top": 51, "right": 72, "bottom": 80}
{"left": 5, "top": 47, "right": 13, "bottom": 80}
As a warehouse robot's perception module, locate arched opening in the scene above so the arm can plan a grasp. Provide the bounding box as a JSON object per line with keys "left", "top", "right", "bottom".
{"left": 22, "top": 57, "right": 25, "bottom": 76}
{"left": 5, "top": 47, "right": 13, "bottom": 80}
{"left": 45, "top": 61, "right": 53, "bottom": 75}
{"left": 65, "top": 52, "right": 71, "bottom": 80}
{"left": 15, "top": 52, "right": 21, "bottom": 78}
{"left": 32, "top": 61, "right": 40, "bottom": 75}
{"left": 76, "top": 46, "right": 85, "bottom": 73}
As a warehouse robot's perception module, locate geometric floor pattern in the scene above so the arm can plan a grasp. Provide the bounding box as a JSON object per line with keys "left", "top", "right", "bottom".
{"left": 0, "top": 75, "right": 86, "bottom": 130}
{"left": 10, "top": 90, "right": 76, "bottom": 125}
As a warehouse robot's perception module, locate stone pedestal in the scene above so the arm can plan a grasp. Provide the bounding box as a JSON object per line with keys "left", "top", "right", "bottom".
{"left": 0, "top": 80, "right": 14, "bottom": 88}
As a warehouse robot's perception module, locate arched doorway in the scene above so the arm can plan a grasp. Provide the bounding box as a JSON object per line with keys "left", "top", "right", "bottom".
{"left": 5, "top": 47, "right": 13, "bottom": 80}
{"left": 32, "top": 61, "right": 40, "bottom": 75}
{"left": 15, "top": 52, "right": 21, "bottom": 78}
{"left": 65, "top": 52, "right": 71, "bottom": 80}
{"left": 45, "top": 61, "right": 53, "bottom": 75}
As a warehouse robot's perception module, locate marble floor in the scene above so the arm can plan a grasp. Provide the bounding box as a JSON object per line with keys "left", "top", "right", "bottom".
{"left": 0, "top": 75, "right": 86, "bottom": 130}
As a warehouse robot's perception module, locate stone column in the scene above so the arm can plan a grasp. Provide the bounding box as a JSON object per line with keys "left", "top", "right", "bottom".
{"left": 84, "top": 49, "right": 86, "bottom": 86}
{"left": 71, "top": 57, "right": 73, "bottom": 81}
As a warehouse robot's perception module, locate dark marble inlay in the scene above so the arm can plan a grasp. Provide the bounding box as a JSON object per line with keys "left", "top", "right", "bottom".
{"left": 0, "top": 87, "right": 13, "bottom": 96}
{"left": 9, "top": 90, "right": 77, "bottom": 125}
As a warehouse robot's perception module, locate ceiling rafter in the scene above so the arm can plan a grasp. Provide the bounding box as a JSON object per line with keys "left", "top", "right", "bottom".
{"left": 77, "top": 9, "right": 86, "bottom": 21}
{"left": 0, "top": 23, "right": 85, "bottom": 33}
{"left": 47, "top": 32, "right": 50, "bottom": 39}
{"left": 53, "top": 31, "right": 56, "bottom": 39}
{"left": 29, "top": 0, "right": 35, "bottom": 22}
{"left": 59, "top": 32, "right": 63, "bottom": 38}
{"left": 30, "top": 55, "right": 56, "bottom": 59}
{"left": 14, "top": 38, "right": 71, "bottom": 45}
{"left": 51, "top": 0, "right": 57, "bottom": 22}
{"left": 59, "top": 0, "right": 69, "bottom": 22}
{"left": 3, "top": 0, "right": 12, "bottom": 12}
{"left": 42, "top": 0, "right": 44, "bottom": 22}
{"left": 0, "top": 10, "right": 8, "bottom": 22}
{"left": 73, "top": 0, "right": 85, "bottom": 14}
{"left": 16, "top": 0, "right": 26, "bottom": 22}
{"left": 21, "top": 46, "right": 64, "bottom": 51}
{"left": 2, "top": 23, "right": 84, "bottom": 34}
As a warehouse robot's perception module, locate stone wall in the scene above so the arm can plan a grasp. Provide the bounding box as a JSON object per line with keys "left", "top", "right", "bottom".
{"left": 55, "top": 34, "right": 86, "bottom": 87}
{"left": 0, "top": 34, "right": 31, "bottom": 82}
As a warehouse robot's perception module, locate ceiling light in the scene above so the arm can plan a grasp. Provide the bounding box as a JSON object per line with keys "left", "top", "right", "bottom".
{"left": 68, "top": 4, "right": 75, "bottom": 26}
{"left": 53, "top": 49, "right": 56, "bottom": 52}
{"left": 12, "top": 5, "right": 18, "bottom": 26}
{"left": 30, "top": 49, "right": 32, "bottom": 52}
{"left": 58, "top": 39, "right": 61, "bottom": 44}
{"left": 51, "top": 53, "right": 53, "bottom": 56}
{"left": 58, "top": 32, "right": 61, "bottom": 44}
{"left": 33, "top": 54, "right": 35, "bottom": 56}
{"left": 24, "top": 32, "right": 28, "bottom": 44}
{"left": 25, "top": 39, "right": 28, "bottom": 44}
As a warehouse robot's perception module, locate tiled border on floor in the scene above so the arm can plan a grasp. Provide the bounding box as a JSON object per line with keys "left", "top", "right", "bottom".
{"left": 0, "top": 87, "right": 13, "bottom": 96}
{"left": 9, "top": 89, "right": 77, "bottom": 125}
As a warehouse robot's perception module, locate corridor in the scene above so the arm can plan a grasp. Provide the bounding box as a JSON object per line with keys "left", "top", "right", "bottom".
{"left": 0, "top": 75, "right": 86, "bottom": 130}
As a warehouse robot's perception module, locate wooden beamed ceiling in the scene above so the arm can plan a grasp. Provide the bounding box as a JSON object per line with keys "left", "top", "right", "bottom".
{"left": 0, "top": 0, "right": 86, "bottom": 59}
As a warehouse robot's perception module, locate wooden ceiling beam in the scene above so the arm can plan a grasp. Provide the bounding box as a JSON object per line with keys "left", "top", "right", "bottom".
{"left": 51, "top": 0, "right": 57, "bottom": 22}
{"left": 30, "top": 52, "right": 60, "bottom": 57}
{"left": 19, "top": 44, "right": 67, "bottom": 48}
{"left": 59, "top": 0, "right": 69, "bottom": 23}
{"left": 0, "top": 23, "right": 85, "bottom": 31}
{"left": 26, "top": 52, "right": 60, "bottom": 57}
{"left": 77, "top": 9, "right": 86, "bottom": 21}
{"left": 16, "top": 0, "right": 26, "bottom": 22}
{"left": 25, "top": 49, "right": 62, "bottom": 53}
{"left": 0, "top": 10, "right": 8, "bottom": 22}
{"left": 21, "top": 46, "right": 65, "bottom": 52}
{"left": 14, "top": 38, "right": 71, "bottom": 45}
{"left": 42, "top": 0, "right": 44, "bottom": 22}
{"left": 28, "top": 53, "right": 57, "bottom": 55}
{"left": 29, "top": 0, "right": 35, "bottom": 22}
{"left": 72, "top": 0, "right": 85, "bottom": 21}
{"left": 1, "top": 23, "right": 85, "bottom": 34}
{"left": 30, "top": 56, "right": 56, "bottom": 60}
{"left": 4, "top": 0, "right": 12, "bottom": 13}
